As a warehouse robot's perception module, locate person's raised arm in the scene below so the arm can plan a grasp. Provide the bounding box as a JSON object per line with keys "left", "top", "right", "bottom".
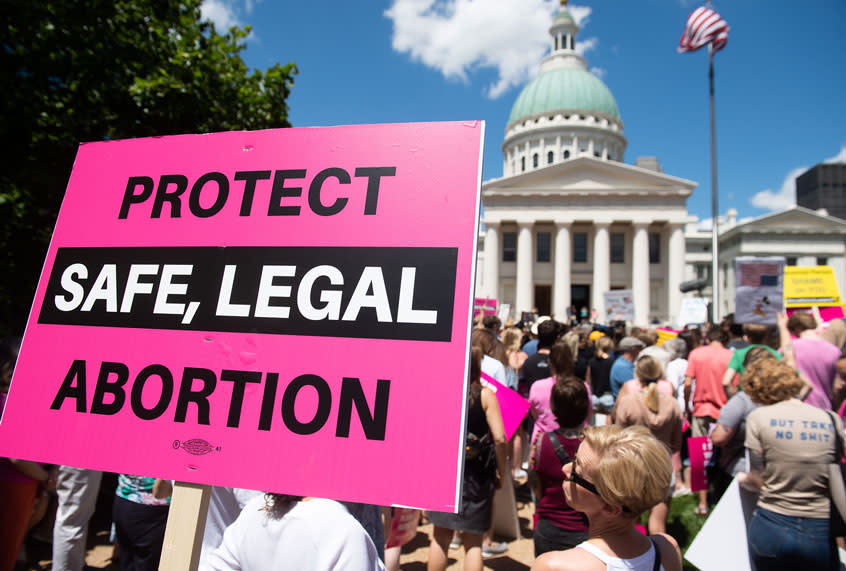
{"left": 777, "top": 312, "right": 796, "bottom": 370}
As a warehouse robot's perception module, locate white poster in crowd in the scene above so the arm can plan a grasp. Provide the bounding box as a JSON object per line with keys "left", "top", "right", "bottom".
{"left": 685, "top": 477, "right": 757, "bottom": 570}
{"left": 497, "top": 303, "right": 511, "bottom": 324}
{"left": 677, "top": 297, "right": 708, "bottom": 328}
{"left": 735, "top": 257, "right": 785, "bottom": 325}
{"left": 603, "top": 289, "right": 634, "bottom": 322}
{"left": 686, "top": 477, "right": 846, "bottom": 569}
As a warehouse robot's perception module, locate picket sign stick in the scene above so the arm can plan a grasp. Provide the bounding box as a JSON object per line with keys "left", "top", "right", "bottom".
{"left": 159, "top": 482, "right": 211, "bottom": 571}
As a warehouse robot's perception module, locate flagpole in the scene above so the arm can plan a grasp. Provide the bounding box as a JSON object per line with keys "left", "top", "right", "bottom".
{"left": 709, "top": 46, "right": 720, "bottom": 323}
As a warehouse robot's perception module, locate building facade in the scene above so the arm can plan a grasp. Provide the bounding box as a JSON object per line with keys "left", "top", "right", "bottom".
{"left": 475, "top": 2, "right": 694, "bottom": 325}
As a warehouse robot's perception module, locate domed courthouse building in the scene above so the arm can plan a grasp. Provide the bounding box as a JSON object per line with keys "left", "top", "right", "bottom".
{"left": 475, "top": 2, "right": 695, "bottom": 325}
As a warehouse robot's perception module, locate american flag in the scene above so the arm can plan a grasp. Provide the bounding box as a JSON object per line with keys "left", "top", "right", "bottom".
{"left": 678, "top": 5, "right": 729, "bottom": 53}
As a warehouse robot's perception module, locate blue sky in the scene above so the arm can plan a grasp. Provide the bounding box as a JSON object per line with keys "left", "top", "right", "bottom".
{"left": 200, "top": 0, "right": 845, "bottom": 226}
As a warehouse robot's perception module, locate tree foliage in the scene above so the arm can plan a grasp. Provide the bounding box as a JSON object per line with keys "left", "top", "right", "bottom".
{"left": 0, "top": 1, "right": 297, "bottom": 334}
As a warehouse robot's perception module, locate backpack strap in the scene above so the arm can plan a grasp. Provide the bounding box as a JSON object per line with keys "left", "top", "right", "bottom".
{"left": 649, "top": 537, "right": 662, "bottom": 571}
{"left": 546, "top": 430, "right": 571, "bottom": 466}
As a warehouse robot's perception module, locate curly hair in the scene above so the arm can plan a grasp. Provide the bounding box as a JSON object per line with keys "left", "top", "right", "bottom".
{"left": 580, "top": 425, "right": 672, "bottom": 518}
{"left": 742, "top": 358, "right": 803, "bottom": 405}
{"left": 263, "top": 493, "right": 303, "bottom": 518}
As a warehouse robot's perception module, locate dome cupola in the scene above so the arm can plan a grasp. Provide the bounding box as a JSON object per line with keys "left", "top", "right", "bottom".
{"left": 502, "top": 0, "right": 626, "bottom": 176}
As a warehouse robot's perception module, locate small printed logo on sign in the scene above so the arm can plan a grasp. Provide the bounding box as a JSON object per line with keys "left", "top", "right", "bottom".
{"left": 172, "top": 439, "right": 221, "bottom": 455}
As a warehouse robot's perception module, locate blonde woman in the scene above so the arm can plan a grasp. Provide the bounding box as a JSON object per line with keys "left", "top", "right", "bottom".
{"left": 532, "top": 425, "right": 682, "bottom": 571}
{"left": 618, "top": 355, "right": 674, "bottom": 399}
{"left": 611, "top": 361, "right": 683, "bottom": 534}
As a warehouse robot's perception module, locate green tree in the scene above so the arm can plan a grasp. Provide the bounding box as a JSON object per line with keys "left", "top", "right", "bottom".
{"left": 0, "top": 1, "right": 297, "bottom": 334}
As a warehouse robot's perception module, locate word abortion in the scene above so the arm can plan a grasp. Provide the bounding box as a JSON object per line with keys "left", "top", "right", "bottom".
{"left": 39, "top": 246, "right": 457, "bottom": 341}
{"left": 51, "top": 360, "right": 390, "bottom": 440}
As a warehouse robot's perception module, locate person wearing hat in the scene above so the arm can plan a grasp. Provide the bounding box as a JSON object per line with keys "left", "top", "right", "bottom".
{"left": 609, "top": 337, "right": 645, "bottom": 399}
{"left": 522, "top": 316, "right": 551, "bottom": 357}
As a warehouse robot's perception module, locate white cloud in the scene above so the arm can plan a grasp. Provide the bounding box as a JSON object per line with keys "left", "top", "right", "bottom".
{"left": 749, "top": 166, "right": 807, "bottom": 212}
{"left": 201, "top": 0, "right": 241, "bottom": 29}
{"left": 575, "top": 37, "right": 597, "bottom": 56}
{"left": 825, "top": 145, "right": 846, "bottom": 164}
{"left": 567, "top": 5, "right": 591, "bottom": 26}
{"left": 590, "top": 66, "right": 606, "bottom": 79}
{"left": 385, "top": 0, "right": 599, "bottom": 99}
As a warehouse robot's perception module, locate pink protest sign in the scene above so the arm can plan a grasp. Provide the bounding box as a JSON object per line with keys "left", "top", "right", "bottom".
{"left": 480, "top": 372, "right": 530, "bottom": 441}
{"left": 688, "top": 435, "right": 713, "bottom": 492}
{"left": 0, "top": 122, "right": 485, "bottom": 512}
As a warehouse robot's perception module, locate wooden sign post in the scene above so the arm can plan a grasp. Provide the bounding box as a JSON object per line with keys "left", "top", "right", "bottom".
{"left": 160, "top": 483, "right": 212, "bottom": 571}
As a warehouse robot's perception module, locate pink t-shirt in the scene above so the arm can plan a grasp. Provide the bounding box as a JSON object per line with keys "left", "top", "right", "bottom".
{"left": 793, "top": 337, "right": 840, "bottom": 411}
{"left": 684, "top": 344, "right": 732, "bottom": 419}
{"left": 529, "top": 377, "right": 592, "bottom": 446}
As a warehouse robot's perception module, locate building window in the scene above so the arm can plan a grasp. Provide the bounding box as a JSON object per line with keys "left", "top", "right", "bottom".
{"left": 533, "top": 153, "right": 539, "bottom": 168}
{"left": 786, "top": 256, "right": 797, "bottom": 266}
{"left": 817, "top": 257, "right": 828, "bottom": 266}
{"left": 547, "top": 151, "right": 554, "bottom": 164}
{"left": 554, "top": 36, "right": 558, "bottom": 50}
{"left": 563, "top": 150, "right": 570, "bottom": 159}
{"left": 696, "top": 264, "right": 710, "bottom": 280}
{"left": 536, "top": 232, "right": 551, "bottom": 262}
{"left": 573, "top": 232, "right": 587, "bottom": 263}
{"left": 649, "top": 233, "right": 660, "bottom": 264}
{"left": 521, "top": 157, "right": 525, "bottom": 172}
{"left": 610, "top": 232, "right": 625, "bottom": 263}
{"left": 502, "top": 232, "right": 516, "bottom": 262}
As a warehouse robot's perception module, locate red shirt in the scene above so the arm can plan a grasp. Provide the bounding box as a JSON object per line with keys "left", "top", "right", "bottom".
{"left": 684, "top": 344, "right": 732, "bottom": 419}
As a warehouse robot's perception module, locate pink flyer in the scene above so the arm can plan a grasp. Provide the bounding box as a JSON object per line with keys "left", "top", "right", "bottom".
{"left": 0, "top": 121, "right": 485, "bottom": 512}
{"left": 688, "top": 435, "right": 713, "bottom": 492}
{"left": 480, "top": 372, "right": 530, "bottom": 441}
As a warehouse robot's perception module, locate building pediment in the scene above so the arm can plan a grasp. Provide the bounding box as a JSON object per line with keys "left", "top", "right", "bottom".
{"left": 724, "top": 206, "right": 846, "bottom": 237}
{"left": 482, "top": 156, "right": 696, "bottom": 198}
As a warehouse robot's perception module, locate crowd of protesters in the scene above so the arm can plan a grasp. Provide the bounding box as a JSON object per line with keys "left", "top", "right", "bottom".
{"left": 3, "top": 301, "right": 846, "bottom": 570}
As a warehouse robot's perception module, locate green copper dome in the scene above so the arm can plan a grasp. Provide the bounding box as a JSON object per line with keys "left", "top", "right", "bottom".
{"left": 508, "top": 68, "right": 621, "bottom": 125}
{"left": 554, "top": 9, "right": 575, "bottom": 25}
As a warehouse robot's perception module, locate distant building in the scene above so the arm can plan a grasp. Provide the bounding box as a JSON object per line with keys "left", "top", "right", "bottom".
{"left": 683, "top": 206, "right": 846, "bottom": 319}
{"left": 796, "top": 162, "right": 846, "bottom": 220}
{"left": 474, "top": 2, "right": 693, "bottom": 326}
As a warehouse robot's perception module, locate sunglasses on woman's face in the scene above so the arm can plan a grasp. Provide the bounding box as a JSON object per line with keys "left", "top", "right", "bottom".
{"left": 569, "top": 456, "right": 600, "bottom": 496}
{"left": 569, "top": 456, "right": 632, "bottom": 513}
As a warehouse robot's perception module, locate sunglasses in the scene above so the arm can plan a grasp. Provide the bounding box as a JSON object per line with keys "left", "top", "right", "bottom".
{"left": 569, "top": 455, "right": 632, "bottom": 513}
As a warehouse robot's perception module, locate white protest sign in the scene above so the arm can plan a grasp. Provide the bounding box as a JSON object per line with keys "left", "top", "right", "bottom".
{"left": 603, "top": 289, "right": 634, "bottom": 322}
{"left": 677, "top": 297, "right": 708, "bottom": 328}
{"left": 735, "top": 257, "right": 784, "bottom": 325}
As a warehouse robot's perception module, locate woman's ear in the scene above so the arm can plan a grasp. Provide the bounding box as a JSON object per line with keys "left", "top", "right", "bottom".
{"left": 601, "top": 501, "right": 625, "bottom": 518}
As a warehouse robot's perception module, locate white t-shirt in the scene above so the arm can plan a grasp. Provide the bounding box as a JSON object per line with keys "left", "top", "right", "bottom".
{"left": 481, "top": 354, "right": 507, "bottom": 386}
{"left": 199, "top": 487, "right": 262, "bottom": 569}
{"left": 202, "top": 497, "right": 385, "bottom": 571}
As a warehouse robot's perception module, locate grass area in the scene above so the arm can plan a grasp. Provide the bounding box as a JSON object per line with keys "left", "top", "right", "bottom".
{"left": 644, "top": 493, "right": 706, "bottom": 571}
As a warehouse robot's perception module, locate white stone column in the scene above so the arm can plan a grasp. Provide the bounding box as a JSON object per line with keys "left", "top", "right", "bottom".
{"left": 632, "top": 223, "right": 649, "bottom": 326}
{"left": 592, "top": 222, "right": 610, "bottom": 322}
{"left": 553, "top": 221, "right": 572, "bottom": 318}
{"left": 483, "top": 221, "right": 500, "bottom": 300}
{"left": 667, "top": 223, "right": 685, "bottom": 327}
{"left": 515, "top": 221, "right": 534, "bottom": 313}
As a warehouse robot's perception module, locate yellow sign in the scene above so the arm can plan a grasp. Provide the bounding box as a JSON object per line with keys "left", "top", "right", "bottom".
{"left": 783, "top": 266, "right": 841, "bottom": 307}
